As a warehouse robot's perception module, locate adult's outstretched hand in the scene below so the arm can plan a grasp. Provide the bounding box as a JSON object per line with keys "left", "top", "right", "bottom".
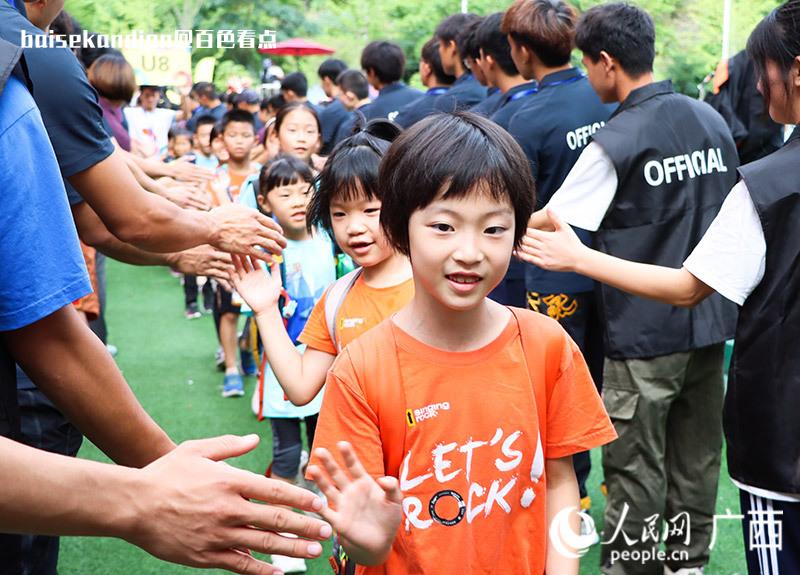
{"left": 208, "top": 204, "right": 287, "bottom": 263}
{"left": 125, "top": 434, "right": 332, "bottom": 574}
{"left": 169, "top": 245, "right": 235, "bottom": 291}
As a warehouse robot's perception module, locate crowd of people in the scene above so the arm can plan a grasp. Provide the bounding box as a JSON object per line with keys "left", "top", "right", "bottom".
{"left": 0, "top": 0, "right": 798, "bottom": 574}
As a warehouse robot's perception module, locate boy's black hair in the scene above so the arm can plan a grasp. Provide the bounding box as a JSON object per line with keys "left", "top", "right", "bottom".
{"left": 191, "top": 81, "right": 218, "bottom": 101}
{"left": 262, "top": 93, "right": 286, "bottom": 112}
{"left": 576, "top": 2, "right": 655, "bottom": 77}
{"left": 435, "top": 13, "right": 479, "bottom": 44}
{"left": 747, "top": 0, "right": 800, "bottom": 103}
{"left": 209, "top": 122, "right": 222, "bottom": 142}
{"left": 318, "top": 58, "right": 348, "bottom": 82}
{"left": 307, "top": 119, "right": 402, "bottom": 234}
{"left": 258, "top": 154, "right": 315, "bottom": 203}
{"left": 360, "top": 41, "right": 406, "bottom": 85}
{"left": 220, "top": 109, "right": 256, "bottom": 133}
{"left": 281, "top": 72, "right": 309, "bottom": 97}
{"left": 421, "top": 39, "right": 457, "bottom": 86}
{"left": 456, "top": 15, "right": 485, "bottom": 61}
{"left": 194, "top": 114, "right": 218, "bottom": 132}
{"left": 502, "top": 0, "right": 577, "bottom": 68}
{"left": 476, "top": 12, "right": 520, "bottom": 77}
{"left": 336, "top": 69, "right": 370, "bottom": 99}
{"left": 168, "top": 127, "right": 192, "bottom": 140}
{"left": 379, "top": 112, "right": 534, "bottom": 255}
{"left": 274, "top": 101, "right": 321, "bottom": 136}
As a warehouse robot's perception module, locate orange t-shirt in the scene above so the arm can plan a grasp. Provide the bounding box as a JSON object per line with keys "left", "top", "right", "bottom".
{"left": 207, "top": 164, "right": 259, "bottom": 206}
{"left": 310, "top": 308, "right": 617, "bottom": 575}
{"left": 298, "top": 275, "right": 414, "bottom": 355}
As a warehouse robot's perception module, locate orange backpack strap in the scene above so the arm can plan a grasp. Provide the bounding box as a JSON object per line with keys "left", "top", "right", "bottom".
{"left": 356, "top": 322, "right": 408, "bottom": 478}
{"left": 509, "top": 306, "right": 549, "bottom": 449}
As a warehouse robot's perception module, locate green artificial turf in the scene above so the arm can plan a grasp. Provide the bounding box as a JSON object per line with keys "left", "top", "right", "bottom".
{"left": 58, "top": 260, "right": 747, "bottom": 574}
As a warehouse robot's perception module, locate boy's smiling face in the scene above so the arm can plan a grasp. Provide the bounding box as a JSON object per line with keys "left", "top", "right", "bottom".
{"left": 408, "top": 185, "right": 515, "bottom": 311}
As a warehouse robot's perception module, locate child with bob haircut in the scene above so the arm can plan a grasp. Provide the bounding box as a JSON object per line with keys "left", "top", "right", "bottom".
{"left": 229, "top": 119, "right": 413, "bottom": 408}
{"left": 306, "top": 112, "right": 616, "bottom": 575}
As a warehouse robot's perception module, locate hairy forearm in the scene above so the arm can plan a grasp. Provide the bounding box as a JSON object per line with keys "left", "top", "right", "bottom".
{"left": 545, "top": 458, "right": 580, "bottom": 575}
{"left": 0, "top": 437, "right": 138, "bottom": 537}
{"left": 121, "top": 149, "right": 170, "bottom": 196}
{"left": 4, "top": 306, "right": 175, "bottom": 467}
{"left": 574, "top": 247, "right": 713, "bottom": 308}
{"left": 68, "top": 149, "right": 214, "bottom": 253}
{"left": 254, "top": 308, "right": 326, "bottom": 406}
{"left": 73, "top": 201, "right": 175, "bottom": 266}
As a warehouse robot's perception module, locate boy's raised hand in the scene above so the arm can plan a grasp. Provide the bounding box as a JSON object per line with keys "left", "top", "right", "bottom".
{"left": 230, "top": 254, "right": 284, "bottom": 315}
{"left": 516, "top": 209, "right": 585, "bottom": 272}
{"left": 307, "top": 442, "right": 403, "bottom": 566}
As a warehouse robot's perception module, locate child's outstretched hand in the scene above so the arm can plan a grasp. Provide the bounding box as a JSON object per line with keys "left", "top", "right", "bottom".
{"left": 307, "top": 441, "right": 403, "bottom": 566}
{"left": 230, "top": 254, "right": 284, "bottom": 316}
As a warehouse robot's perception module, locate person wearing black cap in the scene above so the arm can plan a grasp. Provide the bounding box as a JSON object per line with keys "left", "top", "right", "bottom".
{"left": 236, "top": 88, "right": 264, "bottom": 132}
{"left": 434, "top": 13, "right": 488, "bottom": 111}
{"left": 317, "top": 58, "right": 349, "bottom": 155}
{"left": 393, "top": 38, "right": 456, "bottom": 129}
{"left": 360, "top": 40, "right": 422, "bottom": 122}
{"left": 521, "top": 4, "right": 739, "bottom": 574}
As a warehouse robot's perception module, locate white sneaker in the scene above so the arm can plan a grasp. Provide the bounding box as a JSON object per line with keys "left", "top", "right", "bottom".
{"left": 270, "top": 553, "right": 307, "bottom": 573}
{"left": 579, "top": 511, "right": 600, "bottom": 547}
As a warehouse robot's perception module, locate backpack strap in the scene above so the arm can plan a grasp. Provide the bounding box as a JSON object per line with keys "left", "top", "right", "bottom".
{"left": 323, "top": 267, "right": 363, "bottom": 353}
{"left": 509, "top": 307, "right": 548, "bottom": 480}
{"left": 355, "top": 322, "right": 408, "bottom": 478}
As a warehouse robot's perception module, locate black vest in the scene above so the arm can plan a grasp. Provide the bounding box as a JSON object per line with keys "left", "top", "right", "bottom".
{"left": 593, "top": 81, "right": 739, "bottom": 359}
{"left": 725, "top": 128, "right": 800, "bottom": 492}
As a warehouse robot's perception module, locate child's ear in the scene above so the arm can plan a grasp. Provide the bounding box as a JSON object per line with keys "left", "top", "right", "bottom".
{"left": 256, "top": 193, "right": 272, "bottom": 214}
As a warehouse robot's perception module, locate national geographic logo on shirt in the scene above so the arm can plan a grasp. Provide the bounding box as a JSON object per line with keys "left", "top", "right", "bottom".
{"left": 406, "top": 402, "right": 451, "bottom": 427}
{"left": 643, "top": 147, "right": 729, "bottom": 187}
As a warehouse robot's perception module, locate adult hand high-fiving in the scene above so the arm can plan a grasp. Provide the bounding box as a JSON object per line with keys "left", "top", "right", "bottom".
{"left": 0, "top": 434, "right": 332, "bottom": 575}
{"left": 126, "top": 434, "right": 332, "bottom": 574}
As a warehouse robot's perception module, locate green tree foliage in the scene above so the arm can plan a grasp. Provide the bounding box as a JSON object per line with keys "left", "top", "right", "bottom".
{"left": 65, "top": 0, "right": 780, "bottom": 96}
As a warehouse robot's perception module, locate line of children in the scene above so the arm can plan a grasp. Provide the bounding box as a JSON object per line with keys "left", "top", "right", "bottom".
{"left": 206, "top": 109, "right": 263, "bottom": 396}
{"left": 232, "top": 154, "right": 336, "bottom": 574}
{"left": 306, "top": 111, "right": 616, "bottom": 575}
{"left": 165, "top": 126, "right": 212, "bottom": 319}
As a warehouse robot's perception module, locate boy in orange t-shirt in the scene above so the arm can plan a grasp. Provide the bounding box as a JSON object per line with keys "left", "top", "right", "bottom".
{"left": 307, "top": 112, "right": 617, "bottom": 575}
{"left": 209, "top": 109, "right": 262, "bottom": 397}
